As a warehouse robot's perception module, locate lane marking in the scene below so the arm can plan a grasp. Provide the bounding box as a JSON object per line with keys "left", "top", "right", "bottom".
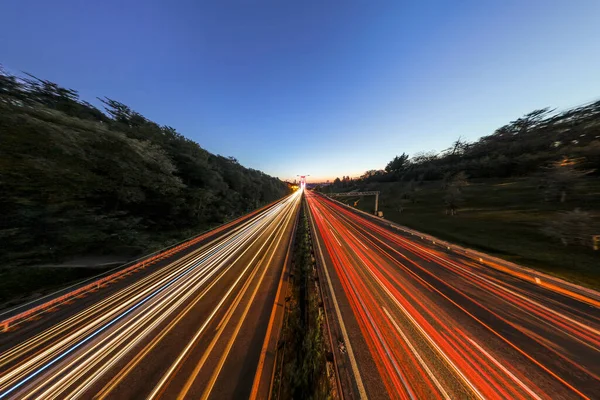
{"left": 317, "top": 197, "right": 484, "bottom": 400}
{"left": 147, "top": 197, "right": 299, "bottom": 400}
{"left": 328, "top": 228, "right": 342, "bottom": 246}
{"left": 383, "top": 307, "right": 451, "bottom": 400}
{"left": 466, "top": 337, "right": 543, "bottom": 400}
{"left": 307, "top": 203, "right": 368, "bottom": 400}
{"left": 194, "top": 206, "right": 295, "bottom": 400}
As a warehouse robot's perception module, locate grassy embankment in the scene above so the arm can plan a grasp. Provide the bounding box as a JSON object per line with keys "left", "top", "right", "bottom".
{"left": 0, "top": 216, "right": 245, "bottom": 309}
{"left": 341, "top": 178, "right": 600, "bottom": 289}
{"left": 1, "top": 69, "right": 290, "bottom": 307}
{"left": 272, "top": 203, "right": 332, "bottom": 400}
{"left": 0, "top": 266, "right": 116, "bottom": 308}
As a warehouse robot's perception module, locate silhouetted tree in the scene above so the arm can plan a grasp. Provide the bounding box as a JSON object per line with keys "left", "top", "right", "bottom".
{"left": 444, "top": 172, "right": 468, "bottom": 215}
{"left": 385, "top": 153, "right": 409, "bottom": 174}
{"left": 0, "top": 68, "right": 289, "bottom": 266}
{"left": 542, "top": 157, "right": 594, "bottom": 203}
{"left": 369, "top": 100, "right": 600, "bottom": 183}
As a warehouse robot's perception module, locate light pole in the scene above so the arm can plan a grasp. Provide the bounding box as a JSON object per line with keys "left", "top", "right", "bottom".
{"left": 296, "top": 174, "right": 310, "bottom": 190}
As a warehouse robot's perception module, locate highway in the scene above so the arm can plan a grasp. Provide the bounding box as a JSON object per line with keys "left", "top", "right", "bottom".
{"left": 306, "top": 191, "right": 600, "bottom": 400}
{"left": 0, "top": 191, "right": 301, "bottom": 399}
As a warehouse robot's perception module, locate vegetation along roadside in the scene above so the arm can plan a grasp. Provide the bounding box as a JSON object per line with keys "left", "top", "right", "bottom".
{"left": 317, "top": 101, "right": 600, "bottom": 289}
{"left": 0, "top": 66, "right": 291, "bottom": 303}
{"left": 271, "top": 198, "right": 335, "bottom": 400}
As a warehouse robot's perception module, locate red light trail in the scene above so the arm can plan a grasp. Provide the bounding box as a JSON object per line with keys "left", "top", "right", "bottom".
{"left": 306, "top": 190, "right": 599, "bottom": 399}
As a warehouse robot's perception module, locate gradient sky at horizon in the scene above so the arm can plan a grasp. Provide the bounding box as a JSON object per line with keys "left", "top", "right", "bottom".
{"left": 2, "top": 1, "right": 600, "bottom": 182}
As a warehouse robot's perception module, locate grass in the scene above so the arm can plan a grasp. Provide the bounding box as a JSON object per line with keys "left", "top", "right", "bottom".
{"left": 343, "top": 177, "right": 600, "bottom": 289}
{"left": 273, "top": 204, "right": 331, "bottom": 400}
{"left": 0, "top": 218, "right": 242, "bottom": 308}
{"left": 0, "top": 266, "right": 114, "bottom": 308}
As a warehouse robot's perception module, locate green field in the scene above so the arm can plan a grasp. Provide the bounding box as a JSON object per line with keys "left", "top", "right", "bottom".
{"left": 340, "top": 178, "right": 600, "bottom": 289}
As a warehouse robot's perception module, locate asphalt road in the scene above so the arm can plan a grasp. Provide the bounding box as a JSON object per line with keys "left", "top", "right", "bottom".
{"left": 306, "top": 191, "right": 600, "bottom": 400}
{"left": 0, "top": 191, "right": 301, "bottom": 399}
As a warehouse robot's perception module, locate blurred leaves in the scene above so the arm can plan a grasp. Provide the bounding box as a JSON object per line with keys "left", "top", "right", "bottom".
{"left": 358, "top": 100, "right": 600, "bottom": 183}
{"left": 543, "top": 209, "right": 598, "bottom": 248}
{"left": 0, "top": 66, "right": 289, "bottom": 265}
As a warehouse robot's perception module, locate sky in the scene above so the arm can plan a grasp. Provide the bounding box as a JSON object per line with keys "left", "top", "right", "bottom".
{"left": 2, "top": 1, "right": 600, "bottom": 182}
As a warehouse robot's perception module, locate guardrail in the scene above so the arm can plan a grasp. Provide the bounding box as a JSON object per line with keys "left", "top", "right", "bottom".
{"left": 319, "top": 192, "right": 600, "bottom": 308}
{"left": 0, "top": 200, "right": 280, "bottom": 333}
{"left": 306, "top": 198, "right": 362, "bottom": 400}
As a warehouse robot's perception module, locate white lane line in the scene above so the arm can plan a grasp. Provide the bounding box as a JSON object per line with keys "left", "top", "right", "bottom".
{"left": 147, "top": 200, "right": 295, "bottom": 400}
{"left": 0, "top": 214, "right": 267, "bottom": 392}
{"left": 466, "top": 337, "right": 542, "bottom": 400}
{"left": 359, "top": 258, "right": 486, "bottom": 400}
{"left": 307, "top": 205, "right": 367, "bottom": 400}
{"left": 348, "top": 230, "right": 368, "bottom": 250}
{"left": 0, "top": 203, "right": 276, "bottom": 373}
{"left": 342, "top": 274, "right": 415, "bottom": 400}
{"left": 328, "top": 228, "right": 342, "bottom": 247}
{"left": 196, "top": 201, "right": 297, "bottom": 400}
{"left": 0, "top": 196, "right": 296, "bottom": 396}
{"left": 382, "top": 307, "right": 451, "bottom": 400}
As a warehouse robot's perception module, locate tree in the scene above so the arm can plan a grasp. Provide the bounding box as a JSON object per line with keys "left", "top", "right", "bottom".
{"left": 0, "top": 69, "right": 290, "bottom": 267}
{"left": 446, "top": 137, "right": 469, "bottom": 157}
{"left": 99, "top": 97, "right": 140, "bottom": 125}
{"left": 543, "top": 209, "right": 597, "bottom": 247}
{"left": 385, "top": 153, "right": 409, "bottom": 174}
{"left": 508, "top": 107, "right": 554, "bottom": 135}
{"left": 361, "top": 170, "right": 384, "bottom": 180}
{"left": 355, "top": 99, "right": 600, "bottom": 183}
{"left": 542, "top": 157, "right": 594, "bottom": 203}
{"left": 411, "top": 151, "right": 438, "bottom": 165}
{"left": 444, "top": 171, "right": 468, "bottom": 216}
{"left": 0, "top": 65, "right": 26, "bottom": 105}
{"left": 404, "top": 179, "right": 421, "bottom": 204}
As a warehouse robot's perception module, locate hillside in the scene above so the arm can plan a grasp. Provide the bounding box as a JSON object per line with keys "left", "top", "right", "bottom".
{"left": 319, "top": 101, "right": 600, "bottom": 288}
{"left": 332, "top": 178, "right": 600, "bottom": 288}
{"left": 0, "top": 68, "right": 289, "bottom": 271}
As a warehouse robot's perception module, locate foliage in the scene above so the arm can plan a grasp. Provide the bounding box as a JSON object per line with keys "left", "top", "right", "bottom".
{"left": 277, "top": 206, "right": 330, "bottom": 400}
{"left": 385, "top": 152, "right": 409, "bottom": 174}
{"left": 542, "top": 209, "right": 598, "bottom": 247}
{"left": 0, "top": 66, "right": 289, "bottom": 266}
{"left": 541, "top": 157, "right": 595, "bottom": 203}
{"left": 347, "top": 100, "right": 600, "bottom": 184}
{"left": 322, "top": 175, "right": 355, "bottom": 193}
{"left": 443, "top": 171, "right": 469, "bottom": 215}
{"left": 350, "top": 178, "right": 600, "bottom": 288}
{"left": 327, "top": 99, "right": 600, "bottom": 218}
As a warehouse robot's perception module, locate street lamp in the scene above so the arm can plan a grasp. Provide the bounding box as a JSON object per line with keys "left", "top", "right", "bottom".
{"left": 296, "top": 174, "right": 310, "bottom": 190}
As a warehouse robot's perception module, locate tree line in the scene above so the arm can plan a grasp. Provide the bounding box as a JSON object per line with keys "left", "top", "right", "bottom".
{"left": 320, "top": 101, "right": 600, "bottom": 248}
{"left": 365, "top": 103, "right": 600, "bottom": 183}
{"left": 0, "top": 66, "right": 290, "bottom": 265}
{"left": 324, "top": 101, "right": 600, "bottom": 206}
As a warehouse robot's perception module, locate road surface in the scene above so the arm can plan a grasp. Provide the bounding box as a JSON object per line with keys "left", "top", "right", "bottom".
{"left": 306, "top": 191, "right": 600, "bottom": 400}
{"left": 0, "top": 191, "right": 301, "bottom": 399}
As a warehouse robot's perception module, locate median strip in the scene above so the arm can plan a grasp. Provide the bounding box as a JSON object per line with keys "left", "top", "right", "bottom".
{"left": 270, "top": 196, "right": 336, "bottom": 399}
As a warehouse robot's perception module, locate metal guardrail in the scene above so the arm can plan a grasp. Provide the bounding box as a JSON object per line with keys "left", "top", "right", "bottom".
{"left": 320, "top": 192, "right": 600, "bottom": 307}
{"left": 305, "top": 199, "right": 360, "bottom": 400}
{"left": 0, "top": 200, "right": 279, "bottom": 332}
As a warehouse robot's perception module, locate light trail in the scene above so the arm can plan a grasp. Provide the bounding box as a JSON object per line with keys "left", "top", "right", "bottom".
{"left": 0, "top": 191, "right": 301, "bottom": 399}
{"left": 306, "top": 190, "right": 600, "bottom": 400}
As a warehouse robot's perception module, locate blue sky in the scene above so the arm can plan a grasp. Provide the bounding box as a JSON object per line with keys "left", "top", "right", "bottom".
{"left": 2, "top": 1, "right": 599, "bottom": 181}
